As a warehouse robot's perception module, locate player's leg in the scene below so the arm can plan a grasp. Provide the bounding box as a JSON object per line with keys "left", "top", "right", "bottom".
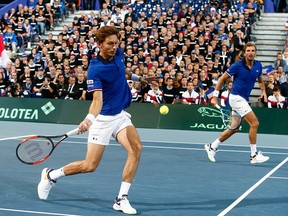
{"left": 117, "top": 125, "right": 142, "bottom": 183}
{"left": 38, "top": 118, "right": 112, "bottom": 200}
{"left": 37, "top": 143, "right": 105, "bottom": 200}
{"left": 243, "top": 110, "right": 269, "bottom": 164}
{"left": 205, "top": 94, "right": 243, "bottom": 162}
{"left": 113, "top": 124, "right": 142, "bottom": 215}
{"left": 205, "top": 128, "right": 237, "bottom": 162}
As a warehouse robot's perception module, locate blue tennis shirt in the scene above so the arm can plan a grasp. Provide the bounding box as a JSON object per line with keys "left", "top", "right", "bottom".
{"left": 227, "top": 59, "right": 262, "bottom": 101}
{"left": 87, "top": 48, "right": 132, "bottom": 115}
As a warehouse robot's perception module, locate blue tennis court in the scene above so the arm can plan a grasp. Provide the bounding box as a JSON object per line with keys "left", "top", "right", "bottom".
{"left": 1, "top": 122, "right": 288, "bottom": 216}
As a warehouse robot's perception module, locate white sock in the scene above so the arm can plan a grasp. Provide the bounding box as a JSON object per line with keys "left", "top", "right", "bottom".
{"left": 250, "top": 144, "right": 257, "bottom": 157}
{"left": 118, "top": 182, "right": 131, "bottom": 198}
{"left": 211, "top": 138, "right": 221, "bottom": 150}
{"left": 49, "top": 167, "right": 65, "bottom": 181}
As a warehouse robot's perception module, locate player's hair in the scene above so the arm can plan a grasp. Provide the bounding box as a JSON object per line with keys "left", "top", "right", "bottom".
{"left": 95, "top": 26, "right": 120, "bottom": 44}
{"left": 243, "top": 41, "right": 257, "bottom": 52}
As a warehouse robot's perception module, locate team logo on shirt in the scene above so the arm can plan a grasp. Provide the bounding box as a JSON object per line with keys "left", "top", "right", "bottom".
{"left": 87, "top": 80, "right": 94, "bottom": 84}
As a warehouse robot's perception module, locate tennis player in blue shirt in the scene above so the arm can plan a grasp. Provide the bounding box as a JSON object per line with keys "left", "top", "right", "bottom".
{"left": 205, "top": 41, "right": 269, "bottom": 164}
{"left": 37, "top": 26, "right": 142, "bottom": 215}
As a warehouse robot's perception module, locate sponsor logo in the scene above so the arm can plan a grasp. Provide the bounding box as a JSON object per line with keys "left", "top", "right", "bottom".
{"left": 41, "top": 102, "right": 55, "bottom": 115}
{"left": 191, "top": 107, "right": 242, "bottom": 130}
{"left": 0, "top": 102, "right": 55, "bottom": 120}
{"left": 0, "top": 108, "right": 38, "bottom": 119}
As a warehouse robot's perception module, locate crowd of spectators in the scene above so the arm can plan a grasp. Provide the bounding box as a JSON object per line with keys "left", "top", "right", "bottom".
{"left": 0, "top": 0, "right": 286, "bottom": 108}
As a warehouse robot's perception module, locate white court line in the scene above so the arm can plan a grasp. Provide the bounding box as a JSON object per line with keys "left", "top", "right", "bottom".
{"left": 269, "top": 176, "right": 288, "bottom": 180}
{"left": 218, "top": 157, "right": 288, "bottom": 216}
{"left": 2, "top": 137, "right": 288, "bottom": 156}
{"left": 0, "top": 208, "right": 81, "bottom": 216}
{"left": 2, "top": 135, "right": 288, "bottom": 150}
{"left": 0, "top": 135, "right": 34, "bottom": 141}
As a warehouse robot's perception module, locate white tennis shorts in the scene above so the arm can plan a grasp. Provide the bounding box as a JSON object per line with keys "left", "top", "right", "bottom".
{"left": 88, "top": 110, "right": 133, "bottom": 145}
{"left": 229, "top": 94, "right": 252, "bottom": 117}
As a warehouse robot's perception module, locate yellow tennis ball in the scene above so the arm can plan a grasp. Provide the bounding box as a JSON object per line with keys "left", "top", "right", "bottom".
{"left": 159, "top": 105, "right": 169, "bottom": 115}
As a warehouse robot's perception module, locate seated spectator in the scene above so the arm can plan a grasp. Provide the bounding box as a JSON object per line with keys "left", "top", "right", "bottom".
{"left": 162, "top": 77, "right": 179, "bottom": 104}
{"left": 274, "top": 52, "right": 288, "bottom": 72}
{"left": 268, "top": 86, "right": 286, "bottom": 108}
{"left": 220, "top": 80, "right": 232, "bottom": 107}
{"left": 7, "top": 82, "right": 24, "bottom": 98}
{"left": 33, "top": 67, "right": 45, "bottom": 97}
{"left": 3, "top": 26, "right": 18, "bottom": 53}
{"left": 280, "top": 73, "right": 288, "bottom": 98}
{"left": 14, "top": 21, "right": 27, "bottom": 50}
{"left": 64, "top": 75, "right": 78, "bottom": 100}
{"left": 41, "top": 74, "right": 57, "bottom": 98}
{"left": 0, "top": 72, "right": 8, "bottom": 96}
{"left": 127, "top": 80, "right": 139, "bottom": 102}
{"left": 182, "top": 81, "right": 200, "bottom": 105}
{"left": 276, "top": 65, "right": 287, "bottom": 84}
{"left": 22, "top": 77, "right": 34, "bottom": 97}
{"left": 75, "top": 72, "right": 87, "bottom": 100}
{"left": 145, "top": 81, "right": 163, "bottom": 106}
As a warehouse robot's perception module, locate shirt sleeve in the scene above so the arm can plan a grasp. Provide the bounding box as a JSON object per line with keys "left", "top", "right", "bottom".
{"left": 87, "top": 64, "right": 102, "bottom": 92}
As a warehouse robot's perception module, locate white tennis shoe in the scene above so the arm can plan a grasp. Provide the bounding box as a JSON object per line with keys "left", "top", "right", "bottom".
{"left": 113, "top": 195, "right": 137, "bottom": 215}
{"left": 250, "top": 151, "right": 269, "bottom": 164}
{"left": 37, "top": 168, "right": 56, "bottom": 200}
{"left": 205, "top": 144, "right": 216, "bottom": 163}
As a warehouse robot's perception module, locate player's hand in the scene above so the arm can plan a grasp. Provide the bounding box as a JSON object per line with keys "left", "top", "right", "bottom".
{"left": 211, "top": 97, "right": 219, "bottom": 107}
{"left": 78, "top": 119, "right": 92, "bottom": 133}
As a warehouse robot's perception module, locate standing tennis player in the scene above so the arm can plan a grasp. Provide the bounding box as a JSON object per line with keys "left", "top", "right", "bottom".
{"left": 37, "top": 26, "right": 142, "bottom": 215}
{"left": 205, "top": 42, "right": 269, "bottom": 164}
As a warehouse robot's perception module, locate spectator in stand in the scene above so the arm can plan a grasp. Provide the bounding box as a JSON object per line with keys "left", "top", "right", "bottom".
{"left": 280, "top": 73, "right": 288, "bottom": 98}
{"left": 127, "top": 80, "right": 139, "bottom": 102}
{"left": 145, "top": 80, "right": 163, "bottom": 106}
{"left": 7, "top": 82, "right": 24, "bottom": 98}
{"left": 274, "top": 52, "right": 288, "bottom": 72}
{"left": 0, "top": 72, "right": 8, "bottom": 97}
{"left": 39, "top": 74, "right": 57, "bottom": 98}
{"left": 75, "top": 72, "right": 87, "bottom": 100}
{"left": 14, "top": 21, "right": 27, "bottom": 51}
{"left": 267, "top": 86, "right": 286, "bottom": 108}
{"left": 276, "top": 65, "right": 287, "bottom": 84}
{"left": 162, "top": 77, "right": 179, "bottom": 104}
{"left": 182, "top": 81, "right": 200, "bottom": 105}
{"left": 64, "top": 75, "right": 78, "bottom": 99}
{"left": 220, "top": 80, "right": 232, "bottom": 107}
{"left": 22, "top": 76, "right": 33, "bottom": 97}
{"left": 33, "top": 67, "right": 45, "bottom": 97}
{"left": 3, "top": 26, "right": 18, "bottom": 54}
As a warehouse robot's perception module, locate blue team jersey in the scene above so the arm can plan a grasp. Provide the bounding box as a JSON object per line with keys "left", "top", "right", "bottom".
{"left": 86, "top": 48, "right": 132, "bottom": 115}
{"left": 227, "top": 59, "right": 262, "bottom": 101}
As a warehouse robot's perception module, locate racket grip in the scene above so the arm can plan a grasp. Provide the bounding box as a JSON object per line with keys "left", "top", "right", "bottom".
{"left": 215, "top": 104, "right": 221, "bottom": 109}
{"left": 66, "top": 128, "right": 79, "bottom": 137}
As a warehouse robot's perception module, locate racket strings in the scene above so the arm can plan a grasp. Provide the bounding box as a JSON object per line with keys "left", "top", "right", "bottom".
{"left": 17, "top": 137, "right": 53, "bottom": 163}
{"left": 223, "top": 111, "right": 241, "bottom": 129}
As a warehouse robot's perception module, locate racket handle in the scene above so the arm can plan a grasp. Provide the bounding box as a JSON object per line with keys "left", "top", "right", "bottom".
{"left": 215, "top": 104, "right": 221, "bottom": 109}
{"left": 66, "top": 128, "right": 79, "bottom": 137}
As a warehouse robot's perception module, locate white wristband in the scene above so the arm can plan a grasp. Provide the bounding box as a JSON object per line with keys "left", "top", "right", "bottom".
{"left": 86, "top": 114, "right": 95, "bottom": 123}
{"left": 213, "top": 90, "right": 219, "bottom": 97}
{"left": 131, "top": 73, "right": 140, "bottom": 81}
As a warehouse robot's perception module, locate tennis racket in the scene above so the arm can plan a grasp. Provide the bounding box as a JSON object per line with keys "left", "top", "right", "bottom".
{"left": 16, "top": 128, "right": 79, "bottom": 165}
{"left": 215, "top": 104, "right": 242, "bottom": 130}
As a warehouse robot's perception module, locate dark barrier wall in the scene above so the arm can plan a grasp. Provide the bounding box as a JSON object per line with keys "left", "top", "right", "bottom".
{"left": 0, "top": 97, "right": 287, "bottom": 135}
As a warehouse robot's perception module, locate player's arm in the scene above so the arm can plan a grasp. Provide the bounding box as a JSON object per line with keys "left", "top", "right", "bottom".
{"left": 79, "top": 90, "right": 103, "bottom": 132}
{"left": 211, "top": 72, "right": 230, "bottom": 106}
{"left": 126, "top": 71, "right": 146, "bottom": 83}
{"left": 258, "top": 76, "right": 267, "bottom": 102}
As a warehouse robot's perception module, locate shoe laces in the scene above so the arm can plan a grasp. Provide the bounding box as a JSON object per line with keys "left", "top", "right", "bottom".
{"left": 116, "top": 195, "right": 129, "bottom": 204}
